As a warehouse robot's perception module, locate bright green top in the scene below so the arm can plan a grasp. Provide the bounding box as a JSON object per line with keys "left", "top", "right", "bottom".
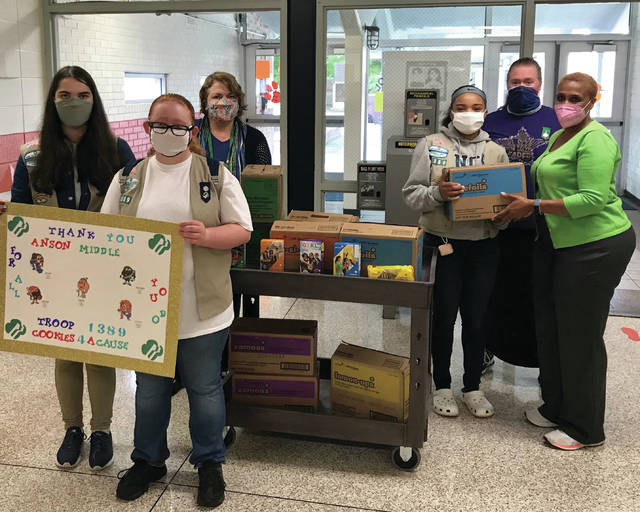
{"left": 531, "top": 121, "right": 630, "bottom": 249}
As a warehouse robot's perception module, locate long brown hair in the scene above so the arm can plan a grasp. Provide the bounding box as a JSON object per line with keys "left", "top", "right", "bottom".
{"left": 35, "top": 66, "right": 120, "bottom": 195}
{"left": 146, "top": 93, "right": 204, "bottom": 157}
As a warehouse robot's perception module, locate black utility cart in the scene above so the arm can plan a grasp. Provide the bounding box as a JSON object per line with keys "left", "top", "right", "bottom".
{"left": 225, "top": 250, "right": 435, "bottom": 471}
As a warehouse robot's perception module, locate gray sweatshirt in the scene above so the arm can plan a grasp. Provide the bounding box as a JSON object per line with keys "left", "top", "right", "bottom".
{"left": 402, "top": 125, "right": 509, "bottom": 240}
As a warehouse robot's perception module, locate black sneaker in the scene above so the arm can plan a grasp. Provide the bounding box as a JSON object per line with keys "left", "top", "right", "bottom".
{"left": 197, "top": 461, "right": 225, "bottom": 508}
{"left": 481, "top": 349, "right": 495, "bottom": 375}
{"left": 116, "top": 461, "right": 167, "bottom": 501}
{"left": 56, "top": 426, "right": 85, "bottom": 469}
{"left": 89, "top": 431, "right": 113, "bottom": 471}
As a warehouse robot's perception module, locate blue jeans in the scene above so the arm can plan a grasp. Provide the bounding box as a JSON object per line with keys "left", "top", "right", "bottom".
{"left": 131, "top": 329, "right": 228, "bottom": 467}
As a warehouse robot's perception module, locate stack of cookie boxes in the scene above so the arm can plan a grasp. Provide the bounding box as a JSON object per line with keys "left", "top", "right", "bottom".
{"left": 229, "top": 317, "right": 319, "bottom": 411}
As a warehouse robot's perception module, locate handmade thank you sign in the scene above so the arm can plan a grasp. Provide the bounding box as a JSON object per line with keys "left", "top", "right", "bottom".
{"left": 444, "top": 163, "right": 526, "bottom": 221}
{"left": 0, "top": 203, "right": 183, "bottom": 377}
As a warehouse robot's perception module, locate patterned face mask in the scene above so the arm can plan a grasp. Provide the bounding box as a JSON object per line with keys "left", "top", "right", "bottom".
{"left": 207, "top": 97, "right": 239, "bottom": 121}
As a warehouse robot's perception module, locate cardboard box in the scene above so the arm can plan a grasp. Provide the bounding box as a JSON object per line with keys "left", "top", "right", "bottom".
{"left": 445, "top": 163, "right": 526, "bottom": 221}
{"left": 286, "top": 210, "right": 359, "bottom": 223}
{"left": 339, "top": 223, "right": 423, "bottom": 278}
{"left": 331, "top": 343, "right": 409, "bottom": 422}
{"left": 246, "top": 222, "right": 273, "bottom": 269}
{"left": 260, "top": 239, "right": 284, "bottom": 271}
{"left": 241, "top": 165, "right": 283, "bottom": 223}
{"left": 229, "top": 317, "right": 317, "bottom": 376}
{"left": 232, "top": 373, "right": 318, "bottom": 411}
{"left": 270, "top": 220, "right": 342, "bottom": 273}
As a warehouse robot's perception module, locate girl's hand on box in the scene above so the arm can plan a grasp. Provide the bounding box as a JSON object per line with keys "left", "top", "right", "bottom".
{"left": 438, "top": 171, "right": 465, "bottom": 201}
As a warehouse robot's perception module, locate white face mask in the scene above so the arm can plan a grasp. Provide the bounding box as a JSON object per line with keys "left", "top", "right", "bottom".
{"left": 452, "top": 111, "right": 485, "bottom": 135}
{"left": 150, "top": 130, "right": 190, "bottom": 158}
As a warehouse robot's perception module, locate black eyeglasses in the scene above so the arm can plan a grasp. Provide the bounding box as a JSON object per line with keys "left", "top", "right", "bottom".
{"left": 148, "top": 122, "right": 194, "bottom": 136}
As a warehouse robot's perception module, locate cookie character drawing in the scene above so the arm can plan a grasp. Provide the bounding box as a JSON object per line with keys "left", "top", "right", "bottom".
{"left": 118, "top": 300, "right": 132, "bottom": 320}
{"left": 120, "top": 266, "right": 136, "bottom": 286}
{"left": 77, "top": 277, "right": 90, "bottom": 298}
{"left": 30, "top": 253, "right": 44, "bottom": 273}
{"left": 27, "top": 286, "right": 42, "bottom": 304}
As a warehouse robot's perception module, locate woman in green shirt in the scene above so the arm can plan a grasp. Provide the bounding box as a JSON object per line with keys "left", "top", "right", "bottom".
{"left": 495, "top": 72, "right": 635, "bottom": 450}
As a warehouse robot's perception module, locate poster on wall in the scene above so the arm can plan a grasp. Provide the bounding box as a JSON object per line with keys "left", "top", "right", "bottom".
{"left": 0, "top": 203, "right": 183, "bottom": 378}
{"left": 381, "top": 51, "right": 471, "bottom": 158}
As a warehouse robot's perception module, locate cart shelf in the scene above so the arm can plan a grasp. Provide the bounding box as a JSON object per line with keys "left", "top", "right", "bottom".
{"left": 227, "top": 250, "right": 436, "bottom": 470}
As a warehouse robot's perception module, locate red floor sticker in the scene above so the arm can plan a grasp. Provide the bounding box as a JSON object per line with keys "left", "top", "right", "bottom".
{"left": 621, "top": 327, "right": 640, "bottom": 342}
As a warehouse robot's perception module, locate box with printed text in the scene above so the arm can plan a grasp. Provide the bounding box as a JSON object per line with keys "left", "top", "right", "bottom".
{"left": 331, "top": 343, "right": 409, "bottom": 423}
{"left": 229, "top": 317, "right": 317, "bottom": 377}
{"left": 445, "top": 163, "right": 526, "bottom": 221}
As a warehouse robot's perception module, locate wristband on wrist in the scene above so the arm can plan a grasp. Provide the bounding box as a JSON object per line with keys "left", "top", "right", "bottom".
{"left": 533, "top": 198, "right": 542, "bottom": 215}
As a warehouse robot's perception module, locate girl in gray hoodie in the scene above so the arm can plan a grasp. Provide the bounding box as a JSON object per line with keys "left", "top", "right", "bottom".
{"left": 403, "top": 85, "right": 508, "bottom": 420}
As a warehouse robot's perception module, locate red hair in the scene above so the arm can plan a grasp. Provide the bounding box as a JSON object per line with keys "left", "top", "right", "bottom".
{"left": 147, "top": 93, "right": 203, "bottom": 156}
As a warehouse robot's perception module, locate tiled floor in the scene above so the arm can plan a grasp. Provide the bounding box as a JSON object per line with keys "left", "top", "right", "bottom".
{"left": 2, "top": 212, "right": 640, "bottom": 511}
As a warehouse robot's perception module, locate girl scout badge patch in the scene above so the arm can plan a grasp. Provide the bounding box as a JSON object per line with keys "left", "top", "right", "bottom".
{"left": 428, "top": 145, "right": 449, "bottom": 166}
{"left": 200, "top": 182, "right": 211, "bottom": 203}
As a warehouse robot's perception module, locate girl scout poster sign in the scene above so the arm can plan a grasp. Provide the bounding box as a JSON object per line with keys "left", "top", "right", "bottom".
{"left": 0, "top": 203, "right": 183, "bottom": 377}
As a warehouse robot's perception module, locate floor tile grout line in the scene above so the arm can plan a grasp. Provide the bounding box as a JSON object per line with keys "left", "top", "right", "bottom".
{"left": 0, "top": 460, "right": 122, "bottom": 479}
{"left": 165, "top": 481, "right": 390, "bottom": 512}
{"left": 148, "top": 450, "right": 193, "bottom": 511}
{"left": 282, "top": 297, "right": 298, "bottom": 319}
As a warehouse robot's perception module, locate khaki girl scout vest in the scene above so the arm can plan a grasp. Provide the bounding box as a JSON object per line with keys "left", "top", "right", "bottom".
{"left": 118, "top": 153, "right": 232, "bottom": 321}
{"left": 20, "top": 141, "right": 105, "bottom": 211}
{"left": 418, "top": 132, "right": 506, "bottom": 241}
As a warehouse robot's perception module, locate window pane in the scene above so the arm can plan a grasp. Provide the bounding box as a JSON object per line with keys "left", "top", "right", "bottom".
{"left": 325, "top": 126, "right": 344, "bottom": 175}
{"left": 535, "top": 3, "right": 629, "bottom": 35}
{"left": 324, "top": 5, "right": 522, "bottom": 187}
{"left": 566, "top": 50, "right": 616, "bottom": 118}
{"left": 124, "top": 74, "right": 164, "bottom": 103}
{"left": 255, "top": 54, "right": 281, "bottom": 116}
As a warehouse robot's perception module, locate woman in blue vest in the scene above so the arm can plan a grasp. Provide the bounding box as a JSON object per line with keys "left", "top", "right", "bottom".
{"left": 102, "top": 93, "right": 252, "bottom": 508}
{"left": 10, "top": 66, "right": 135, "bottom": 470}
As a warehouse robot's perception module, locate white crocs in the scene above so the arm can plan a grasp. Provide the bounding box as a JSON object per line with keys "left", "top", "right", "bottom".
{"left": 462, "top": 390, "right": 494, "bottom": 418}
{"left": 432, "top": 388, "right": 459, "bottom": 417}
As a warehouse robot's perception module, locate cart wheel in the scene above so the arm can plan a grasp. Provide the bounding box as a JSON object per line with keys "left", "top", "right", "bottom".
{"left": 224, "top": 426, "right": 237, "bottom": 448}
{"left": 391, "top": 446, "right": 421, "bottom": 471}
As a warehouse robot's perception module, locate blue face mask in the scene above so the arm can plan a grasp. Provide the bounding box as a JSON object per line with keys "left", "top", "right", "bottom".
{"left": 506, "top": 86, "right": 541, "bottom": 116}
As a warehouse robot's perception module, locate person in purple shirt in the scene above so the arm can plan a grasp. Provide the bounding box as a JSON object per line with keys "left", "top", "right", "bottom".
{"left": 482, "top": 58, "right": 561, "bottom": 370}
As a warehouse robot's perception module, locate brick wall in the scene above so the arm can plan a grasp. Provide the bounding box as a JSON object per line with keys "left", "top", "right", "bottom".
{"left": 0, "top": 8, "right": 243, "bottom": 191}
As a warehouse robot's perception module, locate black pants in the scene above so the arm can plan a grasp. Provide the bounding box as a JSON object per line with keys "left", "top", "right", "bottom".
{"left": 486, "top": 229, "right": 538, "bottom": 367}
{"left": 534, "top": 218, "right": 635, "bottom": 444}
{"left": 426, "top": 234, "right": 499, "bottom": 392}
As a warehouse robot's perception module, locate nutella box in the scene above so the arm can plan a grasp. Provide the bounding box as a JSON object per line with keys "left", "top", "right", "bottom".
{"left": 229, "top": 317, "right": 317, "bottom": 377}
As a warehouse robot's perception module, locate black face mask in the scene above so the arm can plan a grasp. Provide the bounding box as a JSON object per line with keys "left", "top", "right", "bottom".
{"left": 506, "top": 86, "right": 542, "bottom": 116}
